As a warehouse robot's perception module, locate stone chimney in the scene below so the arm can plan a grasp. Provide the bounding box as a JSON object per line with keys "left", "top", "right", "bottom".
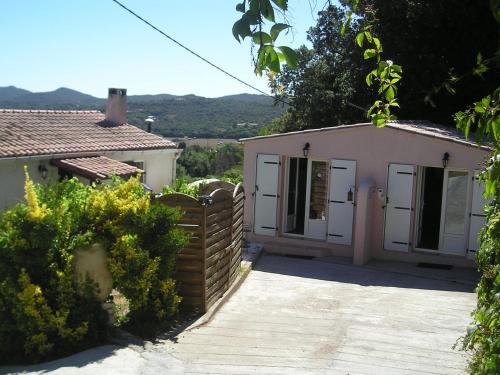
{"left": 105, "top": 88, "right": 127, "bottom": 125}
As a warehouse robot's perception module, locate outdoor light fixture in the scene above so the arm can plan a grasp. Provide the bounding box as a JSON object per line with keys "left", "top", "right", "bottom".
{"left": 303, "top": 142, "right": 310, "bottom": 158}
{"left": 442, "top": 152, "right": 450, "bottom": 168}
{"left": 347, "top": 187, "right": 354, "bottom": 202}
{"left": 38, "top": 164, "right": 48, "bottom": 180}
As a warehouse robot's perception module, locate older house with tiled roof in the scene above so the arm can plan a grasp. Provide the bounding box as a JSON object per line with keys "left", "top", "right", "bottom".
{"left": 0, "top": 88, "right": 181, "bottom": 209}
{"left": 241, "top": 121, "right": 491, "bottom": 267}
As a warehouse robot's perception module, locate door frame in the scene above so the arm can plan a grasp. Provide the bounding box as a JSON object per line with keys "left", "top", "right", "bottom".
{"left": 281, "top": 157, "right": 330, "bottom": 240}
{"left": 413, "top": 165, "right": 471, "bottom": 256}
{"left": 413, "top": 165, "right": 442, "bottom": 253}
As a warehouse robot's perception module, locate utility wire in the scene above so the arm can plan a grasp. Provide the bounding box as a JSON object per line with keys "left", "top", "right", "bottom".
{"left": 111, "top": 0, "right": 289, "bottom": 105}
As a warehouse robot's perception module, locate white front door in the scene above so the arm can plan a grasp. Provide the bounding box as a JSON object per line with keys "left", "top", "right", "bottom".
{"left": 304, "top": 160, "right": 329, "bottom": 240}
{"left": 384, "top": 163, "right": 415, "bottom": 251}
{"left": 327, "top": 159, "right": 356, "bottom": 245}
{"left": 467, "top": 171, "right": 488, "bottom": 259}
{"left": 439, "top": 170, "right": 470, "bottom": 255}
{"left": 254, "top": 154, "right": 279, "bottom": 236}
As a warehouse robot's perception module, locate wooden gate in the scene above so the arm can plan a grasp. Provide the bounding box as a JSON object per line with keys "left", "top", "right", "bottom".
{"left": 156, "top": 183, "right": 244, "bottom": 313}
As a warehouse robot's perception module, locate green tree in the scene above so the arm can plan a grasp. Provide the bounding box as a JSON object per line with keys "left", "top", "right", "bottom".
{"left": 213, "top": 143, "right": 244, "bottom": 175}
{"left": 177, "top": 144, "right": 244, "bottom": 179}
{"left": 268, "top": 6, "right": 372, "bottom": 131}
{"left": 262, "top": 1, "right": 498, "bottom": 131}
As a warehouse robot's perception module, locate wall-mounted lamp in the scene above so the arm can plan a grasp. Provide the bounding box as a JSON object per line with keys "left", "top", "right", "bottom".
{"left": 303, "top": 142, "right": 310, "bottom": 158}
{"left": 38, "top": 164, "right": 48, "bottom": 180}
{"left": 442, "top": 152, "right": 450, "bottom": 168}
{"left": 347, "top": 187, "right": 354, "bottom": 202}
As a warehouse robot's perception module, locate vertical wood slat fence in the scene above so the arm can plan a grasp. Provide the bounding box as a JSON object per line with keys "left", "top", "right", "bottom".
{"left": 156, "top": 183, "right": 244, "bottom": 313}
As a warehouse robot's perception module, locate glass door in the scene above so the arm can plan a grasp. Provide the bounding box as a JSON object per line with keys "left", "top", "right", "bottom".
{"left": 284, "top": 157, "right": 308, "bottom": 235}
{"left": 439, "top": 170, "right": 470, "bottom": 255}
{"left": 304, "top": 160, "right": 329, "bottom": 240}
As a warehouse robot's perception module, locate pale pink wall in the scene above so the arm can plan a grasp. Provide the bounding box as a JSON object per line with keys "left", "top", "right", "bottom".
{"left": 242, "top": 125, "right": 490, "bottom": 266}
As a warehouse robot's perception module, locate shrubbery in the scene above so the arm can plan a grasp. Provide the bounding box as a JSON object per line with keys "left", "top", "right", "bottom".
{"left": 460, "top": 194, "right": 500, "bottom": 373}
{"left": 0, "top": 171, "right": 188, "bottom": 364}
{"left": 177, "top": 143, "right": 243, "bottom": 180}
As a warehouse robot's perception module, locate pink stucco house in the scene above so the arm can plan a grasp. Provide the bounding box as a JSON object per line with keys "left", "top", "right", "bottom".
{"left": 240, "top": 121, "right": 490, "bottom": 267}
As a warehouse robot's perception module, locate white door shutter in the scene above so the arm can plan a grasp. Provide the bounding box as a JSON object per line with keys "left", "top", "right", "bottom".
{"left": 254, "top": 154, "right": 280, "bottom": 236}
{"left": 327, "top": 159, "right": 356, "bottom": 245}
{"left": 384, "top": 163, "right": 415, "bottom": 251}
{"left": 468, "top": 171, "right": 488, "bottom": 260}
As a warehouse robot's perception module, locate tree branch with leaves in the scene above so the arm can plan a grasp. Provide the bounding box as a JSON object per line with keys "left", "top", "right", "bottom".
{"left": 232, "top": 0, "right": 298, "bottom": 75}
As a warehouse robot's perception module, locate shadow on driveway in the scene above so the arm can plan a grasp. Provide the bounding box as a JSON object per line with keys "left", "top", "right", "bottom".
{"left": 2, "top": 345, "right": 123, "bottom": 374}
{"left": 255, "top": 253, "right": 477, "bottom": 293}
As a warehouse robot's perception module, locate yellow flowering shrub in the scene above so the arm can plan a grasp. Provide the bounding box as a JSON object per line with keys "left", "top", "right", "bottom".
{"left": 23, "top": 166, "right": 49, "bottom": 221}
{"left": 0, "top": 171, "right": 188, "bottom": 363}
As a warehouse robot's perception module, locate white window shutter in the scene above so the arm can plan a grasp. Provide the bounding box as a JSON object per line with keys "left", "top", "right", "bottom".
{"left": 254, "top": 154, "right": 280, "bottom": 236}
{"left": 327, "top": 159, "right": 356, "bottom": 245}
{"left": 384, "top": 163, "right": 415, "bottom": 252}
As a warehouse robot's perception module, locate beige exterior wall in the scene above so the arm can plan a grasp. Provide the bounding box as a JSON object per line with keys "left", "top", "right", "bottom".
{"left": 0, "top": 149, "right": 179, "bottom": 210}
{"left": 242, "top": 125, "right": 490, "bottom": 267}
{"left": 102, "top": 149, "right": 179, "bottom": 192}
{"left": 0, "top": 158, "right": 59, "bottom": 209}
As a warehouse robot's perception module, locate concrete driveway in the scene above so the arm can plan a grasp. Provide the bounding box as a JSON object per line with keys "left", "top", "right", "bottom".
{"left": 5, "top": 254, "right": 476, "bottom": 374}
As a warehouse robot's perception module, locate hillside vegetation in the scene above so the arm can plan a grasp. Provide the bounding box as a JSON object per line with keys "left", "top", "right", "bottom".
{"left": 0, "top": 86, "right": 285, "bottom": 139}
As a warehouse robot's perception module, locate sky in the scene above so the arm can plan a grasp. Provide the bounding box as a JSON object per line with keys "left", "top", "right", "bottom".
{"left": 0, "top": 1, "right": 327, "bottom": 98}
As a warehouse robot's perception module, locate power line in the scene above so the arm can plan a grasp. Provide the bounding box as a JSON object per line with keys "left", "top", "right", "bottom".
{"left": 110, "top": 0, "right": 289, "bottom": 105}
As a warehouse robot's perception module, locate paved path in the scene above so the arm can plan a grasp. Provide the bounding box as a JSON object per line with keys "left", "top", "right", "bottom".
{"left": 6, "top": 254, "right": 476, "bottom": 374}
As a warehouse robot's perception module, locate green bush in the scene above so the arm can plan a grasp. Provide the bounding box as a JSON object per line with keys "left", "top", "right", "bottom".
{"left": 460, "top": 197, "right": 500, "bottom": 374}
{"left": 0, "top": 170, "right": 188, "bottom": 363}
{"left": 162, "top": 176, "right": 203, "bottom": 196}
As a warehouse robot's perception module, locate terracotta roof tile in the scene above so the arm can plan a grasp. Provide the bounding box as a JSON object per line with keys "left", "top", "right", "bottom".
{"left": 51, "top": 156, "right": 143, "bottom": 180}
{"left": 0, "top": 109, "right": 176, "bottom": 158}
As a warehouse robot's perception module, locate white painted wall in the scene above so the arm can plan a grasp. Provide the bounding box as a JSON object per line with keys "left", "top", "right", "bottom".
{"left": 0, "top": 149, "right": 180, "bottom": 210}
{"left": 102, "top": 149, "right": 179, "bottom": 192}
{"left": 0, "top": 158, "right": 58, "bottom": 209}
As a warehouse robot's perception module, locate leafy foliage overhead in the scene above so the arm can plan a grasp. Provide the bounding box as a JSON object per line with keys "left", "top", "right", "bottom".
{"left": 261, "top": 0, "right": 499, "bottom": 133}
{"left": 233, "top": 0, "right": 298, "bottom": 75}
{"left": 266, "top": 5, "right": 373, "bottom": 132}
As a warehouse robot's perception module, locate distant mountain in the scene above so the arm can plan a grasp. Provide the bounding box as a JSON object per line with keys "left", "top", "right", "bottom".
{"left": 127, "top": 93, "right": 178, "bottom": 103}
{"left": 0, "top": 87, "right": 103, "bottom": 108}
{"left": 0, "top": 86, "right": 32, "bottom": 101}
{"left": 220, "top": 93, "right": 274, "bottom": 104}
{"left": 0, "top": 86, "right": 285, "bottom": 139}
